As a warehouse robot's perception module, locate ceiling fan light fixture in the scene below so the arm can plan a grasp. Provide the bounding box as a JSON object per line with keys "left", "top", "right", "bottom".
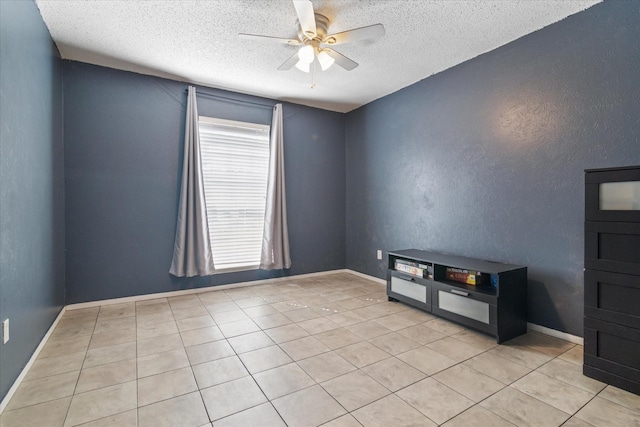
{"left": 241, "top": 0, "right": 383, "bottom": 73}
{"left": 298, "top": 45, "right": 315, "bottom": 64}
{"left": 317, "top": 50, "right": 335, "bottom": 71}
{"left": 295, "top": 59, "right": 310, "bottom": 73}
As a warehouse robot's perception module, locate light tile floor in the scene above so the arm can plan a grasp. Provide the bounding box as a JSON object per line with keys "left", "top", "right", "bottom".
{"left": 1, "top": 273, "right": 639, "bottom": 426}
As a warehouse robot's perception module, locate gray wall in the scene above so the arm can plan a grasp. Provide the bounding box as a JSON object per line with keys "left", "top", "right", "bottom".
{"left": 63, "top": 62, "right": 346, "bottom": 303}
{"left": 345, "top": 0, "right": 640, "bottom": 337}
{"left": 1, "top": 4, "right": 637, "bottom": 404}
{"left": 0, "top": 0, "right": 65, "bottom": 400}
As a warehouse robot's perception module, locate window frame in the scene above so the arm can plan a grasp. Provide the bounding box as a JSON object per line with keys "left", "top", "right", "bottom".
{"left": 198, "top": 116, "right": 271, "bottom": 273}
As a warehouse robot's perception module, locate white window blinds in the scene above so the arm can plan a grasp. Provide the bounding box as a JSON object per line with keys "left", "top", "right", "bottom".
{"left": 198, "top": 117, "right": 270, "bottom": 271}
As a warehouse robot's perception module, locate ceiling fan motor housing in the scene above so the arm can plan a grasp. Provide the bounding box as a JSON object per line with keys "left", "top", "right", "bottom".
{"left": 296, "top": 13, "right": 331, "bottom": 43}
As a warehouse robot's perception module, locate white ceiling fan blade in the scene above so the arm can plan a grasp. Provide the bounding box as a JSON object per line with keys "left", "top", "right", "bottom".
{"left": 293, "top": 0, "right": 317, "bottom": 38}
{"left": 278, "top": 51, "right": 301, "bottom": 71}
{"left": 324, "top": 24, "right": 385, "bottom": 45}
{"left": 324, "top": 49, "right": 358, "bottom": 71}
{"left": 239, "top": 33, "right": 301, "bottom": 46}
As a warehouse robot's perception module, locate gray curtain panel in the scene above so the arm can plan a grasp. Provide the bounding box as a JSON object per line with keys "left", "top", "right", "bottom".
{"left": 260, "top": 103, "right": 292, "bottom": 270}
{"left": 169, "top": 86, "right": 216, "bottom": 277}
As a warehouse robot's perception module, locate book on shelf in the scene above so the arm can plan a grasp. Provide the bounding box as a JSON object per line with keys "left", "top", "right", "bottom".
{"left": 395, "top": 258, "right": 431, "bottom": 270}
{"left": 445, "top": 267, "right": 487, "bottom": 286}
{"left": 395, "top": 263, "right": 423, "bottom": 277}
{"left": 395, "top": 262, "right": 433, "bottom": 279}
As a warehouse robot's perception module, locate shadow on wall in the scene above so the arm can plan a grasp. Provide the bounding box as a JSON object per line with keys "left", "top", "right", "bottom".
{"left": 167, "top": 268, "right": 289, "bottom": 292}
{"left": 527, "top": 279, "right": 566, "bottom": 332}
{"left": 58, "top": 42, "right": 190, "bottom": 83}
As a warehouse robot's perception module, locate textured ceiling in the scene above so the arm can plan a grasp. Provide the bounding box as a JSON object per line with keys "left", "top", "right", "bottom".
{"left": 35, "top": 0, "right": 601, "bottom": 112}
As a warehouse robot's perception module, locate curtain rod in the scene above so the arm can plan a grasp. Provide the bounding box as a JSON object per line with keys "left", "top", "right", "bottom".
{"left": 188, "top": 88, "right": 275, "bottom": 109}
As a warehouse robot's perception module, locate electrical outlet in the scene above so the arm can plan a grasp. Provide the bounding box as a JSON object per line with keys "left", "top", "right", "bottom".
{"left": 377, "top": 249, "right": 382, "bottom": 260}
{"left": 2, "top": 319, "right": 8, "bottom": 344}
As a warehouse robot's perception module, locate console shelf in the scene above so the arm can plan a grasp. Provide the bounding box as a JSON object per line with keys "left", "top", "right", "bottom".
{"left": 387, "top": 249, "right": 527, "bottom": 343}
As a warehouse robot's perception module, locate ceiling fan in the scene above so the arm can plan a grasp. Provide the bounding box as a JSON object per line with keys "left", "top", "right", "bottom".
{"left": 239, "top": 0, "right": 385, "bottom": 73}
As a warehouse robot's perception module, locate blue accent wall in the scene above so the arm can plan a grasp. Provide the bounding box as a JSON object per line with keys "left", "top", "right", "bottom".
{"left": 1, "top": 3, "right": 638, "bottom": 404}
{"left": 63, "top": 62, "right": 346, "bottom": 303}
{"left": 0, "top": 0, "right": 65, "bottom": 400}
{"left": 345, "top": 0, "right": 640, "bottom": 336}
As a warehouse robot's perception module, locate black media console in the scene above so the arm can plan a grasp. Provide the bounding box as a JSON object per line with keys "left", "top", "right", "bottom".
{"left": 386, "top": 249, "right": 527, "bottom": 343}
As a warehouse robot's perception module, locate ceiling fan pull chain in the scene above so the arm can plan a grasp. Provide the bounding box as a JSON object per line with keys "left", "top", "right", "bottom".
{"left": 311, "top": 59, "right": 316, "bottom": 89}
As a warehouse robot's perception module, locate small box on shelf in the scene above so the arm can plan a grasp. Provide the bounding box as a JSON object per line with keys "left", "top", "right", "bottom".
{"left": 445, "top": 267, "right": 489, "bottom": 286}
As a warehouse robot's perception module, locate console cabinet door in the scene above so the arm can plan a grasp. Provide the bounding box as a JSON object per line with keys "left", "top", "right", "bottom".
{"left": 387, "top": 271, "right": 431, "bottom": 312}
{"left": 431, "top": 282, "right": 497, "bottom": 336}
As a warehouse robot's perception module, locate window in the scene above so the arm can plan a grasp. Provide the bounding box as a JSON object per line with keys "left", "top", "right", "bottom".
{"left": 198, "top": 117, "right": 270, "bottom": 271}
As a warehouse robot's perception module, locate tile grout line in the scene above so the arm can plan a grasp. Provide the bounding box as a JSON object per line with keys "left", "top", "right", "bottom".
{"left": 465, "top": 347, "right": 596, "bottom": 426}
{"left": 195, "top": 290, "right": 285, "bottom": 425}
{"left": 61, "top": 307, "right": 99, "bottom": 427}
{"left": 204, "top": 283, "right": 380, "bottom": 425}
{"left": 6, "top": 274, "right": 627, "bottom": 427}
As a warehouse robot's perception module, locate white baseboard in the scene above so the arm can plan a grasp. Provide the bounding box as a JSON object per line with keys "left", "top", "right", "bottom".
{"left": 0, "top": 306, "right": 66, "bottom": 414}
{"left": 344, "top": 269, "right": 386, "bottom": 286}
{"left": 66, "top": 269, "right": 352, "bottom": 310}
{"left": 527, "top": 322, "right": 583, "bottom": 345}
